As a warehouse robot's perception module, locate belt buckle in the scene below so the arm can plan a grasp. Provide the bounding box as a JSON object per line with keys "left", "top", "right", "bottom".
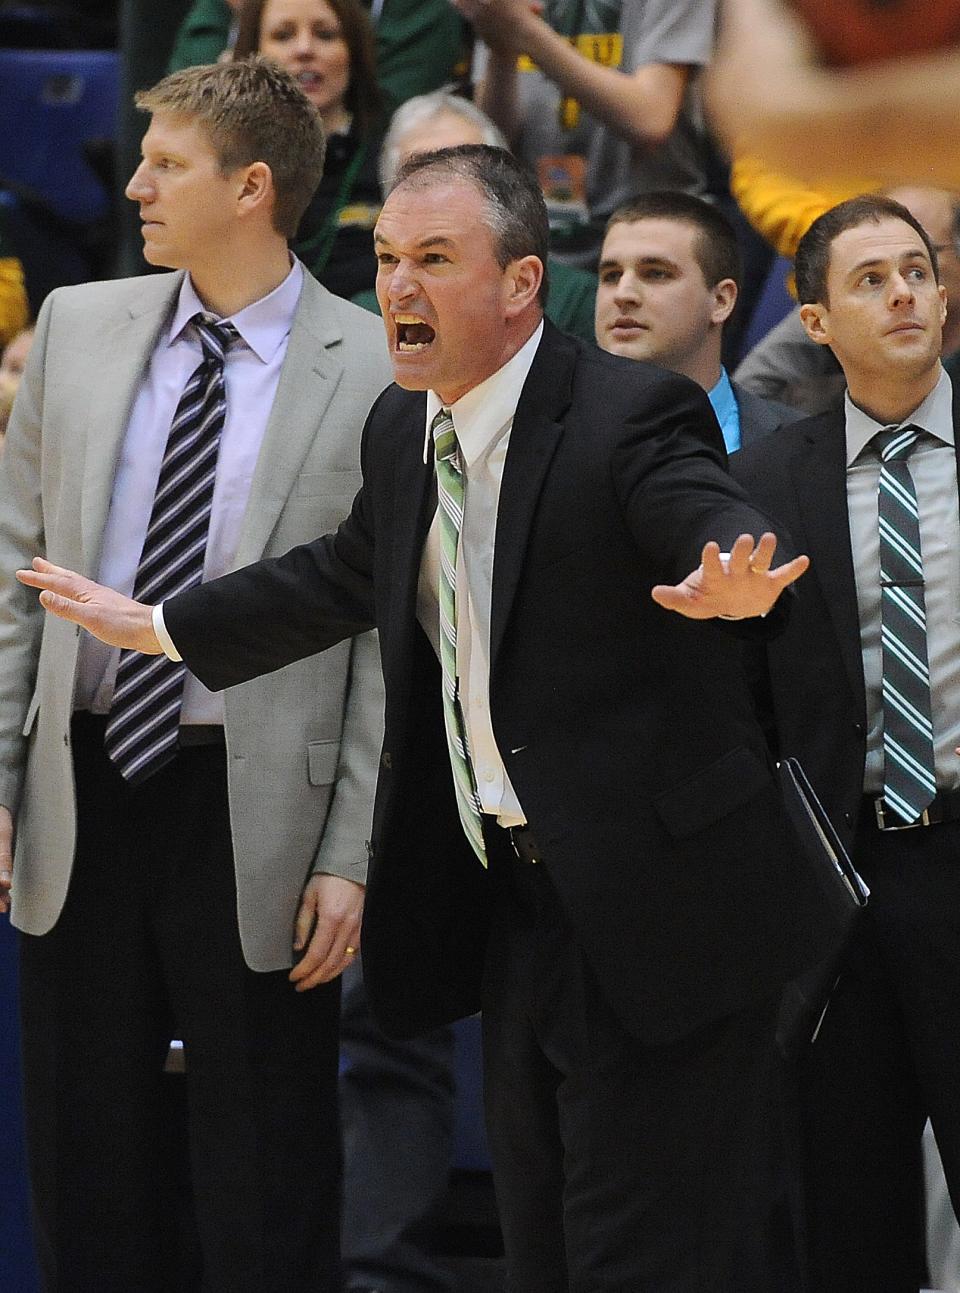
{"left": 874, "top": 798, "right": 930, "bottom": 831}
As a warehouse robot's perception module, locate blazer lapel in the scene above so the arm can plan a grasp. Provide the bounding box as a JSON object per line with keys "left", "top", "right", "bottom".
{"left": 80, "top": 274, "right": 183, "bottom": 572}
{"left": 789, "top": 410, "right": 866, "bottom": 707}
{"left": 233, "top": 276, "right": 345, "bottom": 566}
{"left": 387, "top": 393, "right": 436, "bottom": 640}
{"left": 489, "top": 324, "right": 573, "bottom": 665}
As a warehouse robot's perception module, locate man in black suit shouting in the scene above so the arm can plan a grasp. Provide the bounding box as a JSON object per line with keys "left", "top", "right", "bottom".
{"left": 19, "top": 146, "right": 838, "bottom": 1291}
{"left": 732, "top": 195, "right": 960, "bottom": 1292}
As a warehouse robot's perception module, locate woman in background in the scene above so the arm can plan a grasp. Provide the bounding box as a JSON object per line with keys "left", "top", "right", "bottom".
{"left": 234, "top": 0, "right": 383, "bottom": 297}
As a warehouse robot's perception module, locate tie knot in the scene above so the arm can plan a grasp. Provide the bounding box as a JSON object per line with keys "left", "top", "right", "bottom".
{"left": 875, "top": 423, "right": 923, "bottom": 463}
{"left": 193, "top": 312, "right": 239, "bottom": 364}
{"left": 432, "top": 408, "right": 459, "bottom": 466}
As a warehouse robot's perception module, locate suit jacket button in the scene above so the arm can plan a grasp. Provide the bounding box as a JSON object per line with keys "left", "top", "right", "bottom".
{"left": 381, "top": 751, "right": 392, "bottom": 769}
{"left": 853, "top": 722, "right": 865, "bottom": 735}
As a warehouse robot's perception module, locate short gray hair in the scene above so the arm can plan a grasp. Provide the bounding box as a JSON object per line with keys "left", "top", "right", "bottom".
{"left": 379, "top": 90, "right": 508, "bottom": 195}
{"left": 391, "top": 144, "right": 549, "bottom": 307}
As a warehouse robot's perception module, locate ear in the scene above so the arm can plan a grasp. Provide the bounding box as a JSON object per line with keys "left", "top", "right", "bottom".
{"left": 503, "top": 255, "right": 544, "bottom": 318}
{"left": 799, "top": 301, "right": 832, "bottom": 347}
{"left": 940, "top": 281, "right": 948, "bottom": 325}
{"left": 711, "top": 277, "right": 738, "bottom": 327}
{"left": 236, "top": 160, "right": 274, "bottom": 221}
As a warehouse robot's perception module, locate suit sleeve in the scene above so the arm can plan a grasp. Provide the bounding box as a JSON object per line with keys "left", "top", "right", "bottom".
{"left": 610, "top": 371, "right": 797, "bottom": 634}
{"left": 309, "top": 626, "right": 384, "bottom": 885}
{"left": 0, "top": 297, "right": 51, "bottom": 811}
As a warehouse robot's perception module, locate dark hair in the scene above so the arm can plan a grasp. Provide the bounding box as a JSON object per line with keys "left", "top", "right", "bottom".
{"left": 795, "top": 194, "right": 941, "bottom": 305}
{"left": 234, "top": 0, "right": 382, "bottom": 136}
{"left": 391, "top": 145, "right": 550, "bottom": 306}
{"left": 135, "top": 58, "right": 326, "bottom": 238}
{"left": 605, "top": 191, "right": 742, "bottom": 290}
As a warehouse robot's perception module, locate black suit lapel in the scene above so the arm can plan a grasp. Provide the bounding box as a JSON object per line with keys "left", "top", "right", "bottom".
{"left": 388, "top": 394, "right": 437, "bottom": 645}
{"left": 789, "top": 410, "right": 866, "bottom": 708}
{"left": 490, "top": 323, "right": 574, "bottom": 666}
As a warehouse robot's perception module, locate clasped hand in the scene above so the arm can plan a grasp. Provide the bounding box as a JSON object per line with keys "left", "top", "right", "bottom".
{"left": 651, "top": 532, "right": 809, "bottom": 619}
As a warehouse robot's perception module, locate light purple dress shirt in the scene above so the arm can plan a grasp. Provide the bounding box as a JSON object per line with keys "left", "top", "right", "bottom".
{"left": 76, "top": 259, "right": 304, "bottom": 724}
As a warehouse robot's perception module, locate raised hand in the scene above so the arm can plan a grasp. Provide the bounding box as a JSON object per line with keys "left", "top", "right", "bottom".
{"left": 16, "top": 557, "right": 162, "bottom": 653}
{"left": 651, "top": 532, "right": 809, "bottom": 620}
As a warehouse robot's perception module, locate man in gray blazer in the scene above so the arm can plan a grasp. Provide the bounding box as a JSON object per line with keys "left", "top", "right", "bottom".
{"left": 0, "top": 61, "right": 390, "bottom": 1292}
{"left": 595, "top": 191, "right": 802, "bottom": 449}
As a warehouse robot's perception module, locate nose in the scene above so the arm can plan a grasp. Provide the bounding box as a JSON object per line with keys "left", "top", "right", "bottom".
{"left": 386, "top": 257, "right": 418, "bottom": 306}
{"left": 612, "top": 272, "right": 640, "bottom": 309}
{"left": 291, "top": 28, "right": 316, "bottom": 57}
{"left": 125, "top": 160, "right": 152, "bottom": 203}
{"left": 888, "top": 271, "right": 916, "bottom": 307}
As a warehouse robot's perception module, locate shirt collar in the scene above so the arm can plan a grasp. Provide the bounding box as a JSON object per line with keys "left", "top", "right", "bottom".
{"left": 167, "top": 257, "right": 304, "bottom": 364}
{"left": 706, "top": 367, "right": 740, "bottom": 448}
{"left": 422, "top": 321, "right": 545, "bottom": 465}
{"left": 845, "top": 364, "right": 955, "bottom": 467}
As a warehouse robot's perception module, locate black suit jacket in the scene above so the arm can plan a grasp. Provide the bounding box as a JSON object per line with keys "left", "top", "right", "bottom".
{"left": 167, "top": 323, "right": 842, "bottom": 1043}
{"left": 732, "top": 386, "right": 960, "bottom": 852}
{"left": 735, "top": 383, "right": 804, "bottom": 452}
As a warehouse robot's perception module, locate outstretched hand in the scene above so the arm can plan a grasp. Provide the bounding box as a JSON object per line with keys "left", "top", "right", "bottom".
{"left": 16, "top": 558, "right": 162, "bottom": 653}
{"left": 651, "top": 533, "right": 809, "bottom": 620}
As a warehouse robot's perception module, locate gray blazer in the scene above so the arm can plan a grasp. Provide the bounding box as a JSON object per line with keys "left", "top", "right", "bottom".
{"left": 0, "top": 269, "right": 392, "bottom": 970}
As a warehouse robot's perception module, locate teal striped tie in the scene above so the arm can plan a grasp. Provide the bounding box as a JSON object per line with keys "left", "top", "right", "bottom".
{"left": 432, "top": 409, "right": 488, "bottom": 866}
{"left": 877, "top": 424, "right": 937, "bottom": 824}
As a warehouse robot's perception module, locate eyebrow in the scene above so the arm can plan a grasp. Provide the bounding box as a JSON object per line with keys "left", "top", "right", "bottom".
{"left": 373, "top": 232, "right": 457, "bottom": 250}
{"left": 847, "top": 248, "right": 930, "bottom": 276}
{"left": 597, "top": 255, "right": 680, "bottom": 273}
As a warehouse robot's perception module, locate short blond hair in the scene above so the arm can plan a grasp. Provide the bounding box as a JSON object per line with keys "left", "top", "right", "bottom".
{"left": 135, "top": 59, "right": 325, "bottom": 239}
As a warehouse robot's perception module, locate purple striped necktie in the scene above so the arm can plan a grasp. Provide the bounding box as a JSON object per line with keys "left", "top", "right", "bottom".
{"left": 104, "top": 313, "right": 238, "bottom": 783}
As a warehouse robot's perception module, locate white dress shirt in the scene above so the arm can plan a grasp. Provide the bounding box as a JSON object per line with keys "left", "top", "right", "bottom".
{"left": 78, "top": 258, "right": 303, "bottom": 724}
{"left": 416, "top": 323, "right": 544, "bottom": 826}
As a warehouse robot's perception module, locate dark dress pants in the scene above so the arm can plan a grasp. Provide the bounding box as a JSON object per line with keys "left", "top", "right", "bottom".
{"left": 480, "top": 829, "right": 796, "bottom": 1293}
{"left": 340, "top": 958, "right": 455, "bottom": 1293}
{"left": 18, "top": 715, "right": 342, "bottom": 1293}
{"left": 799, "top": 809, "right": 960, "bottom": 1293}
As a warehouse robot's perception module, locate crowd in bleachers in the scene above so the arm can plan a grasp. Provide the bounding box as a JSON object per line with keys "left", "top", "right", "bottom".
{"left": 3, "top": 2, "right": 960, "bottom": 1292}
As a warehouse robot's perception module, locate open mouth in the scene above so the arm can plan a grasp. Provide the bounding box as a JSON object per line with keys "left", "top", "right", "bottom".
{"left": 394, "top": 314, "right": 436, "bottom": 352}
{"left": 296, "top": 71, "right": 323, "bottom": 91}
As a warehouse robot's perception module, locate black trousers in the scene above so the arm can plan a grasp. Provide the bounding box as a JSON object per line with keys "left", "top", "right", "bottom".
{"left": 480, "top": 828, "right": 795, "bottom": 1293}
{"left": 799, "top": 809, "right": 960, "bottom": 1293}
{"left": 339, "top": 958, "right": 455, "bottom": 1293}
{"left": 18, "top": 715, "right": 342, "bottom": 1293}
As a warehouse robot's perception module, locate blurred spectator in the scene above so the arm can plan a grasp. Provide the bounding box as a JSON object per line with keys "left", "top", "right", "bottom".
{"left": 0, "top": 325, "right": 34, "bottom": 443}
{"left": 354, "top": 89, "right": 598, "bottom": 342}
{"left": 234, "top": 0, "right": 384, "bottom": 298}
{"left": 168, "top": 0, "right": 243, "bottom": 71}
{"left": 735, "top": 185, "right": 960, "bottom": 413}
{"left": 595, "top": 191, "right": 801, "bottom": 451}
{"left": 169, "top": 0, "right": 469, "bottom": 116}
{"left": 708, "top": 0, "right": 960, "bottom": 191}
{"left": 0, "top": 229, "right": 29, "bottom": 350}
{"left": 455, "top": 0, "right": 720, "bottom": 266}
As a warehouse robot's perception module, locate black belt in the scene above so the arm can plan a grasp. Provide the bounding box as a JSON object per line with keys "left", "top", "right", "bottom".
{"left": 862, "top": 790, "right": 960, "bottom": 831}
{"left": 508, "top": 824, "right": 543, "bottom": 864}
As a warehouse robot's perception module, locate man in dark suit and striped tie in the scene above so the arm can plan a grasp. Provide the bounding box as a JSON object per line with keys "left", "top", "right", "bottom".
{"left": 733, "top": 194, "right": 960, "bottom": 1293}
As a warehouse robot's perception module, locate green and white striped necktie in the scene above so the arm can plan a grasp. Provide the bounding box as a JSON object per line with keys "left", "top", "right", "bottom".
{"left": 432, "top": 408, "right": 487, "bottom": 866}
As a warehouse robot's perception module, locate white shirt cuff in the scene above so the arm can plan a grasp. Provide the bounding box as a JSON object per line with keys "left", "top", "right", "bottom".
{"left": 152, "top": 602, "right": 182, "bottom": 661}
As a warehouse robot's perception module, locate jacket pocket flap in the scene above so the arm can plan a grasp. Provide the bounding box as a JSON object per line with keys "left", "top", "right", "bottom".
{"left": 308, "top": 739, "right": 340, "bottom": 786}
{"left": 653, "top": 745, "right": 772, "bottom": 839}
